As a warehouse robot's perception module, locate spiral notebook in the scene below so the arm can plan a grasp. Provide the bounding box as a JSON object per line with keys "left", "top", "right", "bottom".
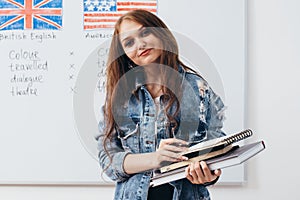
{"left": 160, "top": 129, "right": 253, "bottom": 173}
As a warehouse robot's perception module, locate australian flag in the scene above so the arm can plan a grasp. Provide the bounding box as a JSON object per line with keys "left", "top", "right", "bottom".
{"left": 0, "top": 0, "right": 62, "bottom": 31}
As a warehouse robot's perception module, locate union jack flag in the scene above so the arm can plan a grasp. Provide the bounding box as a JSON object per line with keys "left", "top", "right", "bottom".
{"left": 0, "top": 0, "right": 62, "bottom": 30}
{"left": 83, "top": 0, "right": 157, "bottom": 30}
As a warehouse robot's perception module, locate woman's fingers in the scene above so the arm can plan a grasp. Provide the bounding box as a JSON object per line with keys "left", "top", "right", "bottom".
{"left": 158, "top": 149, "right": 188, "bottom": 162}
{"left": 214, "top": 169, "right": 222, "bottom": 176}
{"left": 156, "top": 138, "right": 189, "bottom": 164}
{"left": 188, "top": 162, "right": 204, "bottom": 184}
{"left": 159, "top": 138, "right": 189, "bottom": 148}
{"left": 163, "top": 143, "right": 188, "bottom": 153}
{"left": 185, "top": 164, "right": 194, "bottom": 183}
{"left": 185, "top": 161, "right": 221, "bottom": 184}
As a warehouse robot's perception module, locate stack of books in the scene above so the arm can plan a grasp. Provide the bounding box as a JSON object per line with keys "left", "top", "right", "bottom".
{"left": 150, "top": 129, "right": 265, "bottom": 187}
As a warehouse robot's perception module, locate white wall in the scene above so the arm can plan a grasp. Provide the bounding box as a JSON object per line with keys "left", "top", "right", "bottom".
{"left": 1, "top": 0, "right": 300, "bottom": 199}
{"left": 211, "top": 0, "right": 300, "bottom": 199}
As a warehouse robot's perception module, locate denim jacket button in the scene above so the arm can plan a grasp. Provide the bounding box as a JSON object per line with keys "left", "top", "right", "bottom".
{"left": 145, "top": 171, "right": 151, "bottom": 176}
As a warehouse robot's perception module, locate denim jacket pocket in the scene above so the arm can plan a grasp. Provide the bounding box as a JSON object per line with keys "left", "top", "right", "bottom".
{"left": 118, "top": 122, "right": 140, "bottom": 153}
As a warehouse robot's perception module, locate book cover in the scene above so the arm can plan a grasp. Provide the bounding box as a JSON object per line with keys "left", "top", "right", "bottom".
{"left": 160, "top": 145, "right": 235, "bottom": 173}
{"left": 159, "top": 129, "right": 253, "bottom": 173}
{"left": 181, "top": 129, "right": 253, "bottom": 157}
{"left": 150, "top": 141, "right": 265, "bottom": 187}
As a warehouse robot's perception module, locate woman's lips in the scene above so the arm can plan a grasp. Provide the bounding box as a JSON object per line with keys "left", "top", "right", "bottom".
{"left": 139, "top": 48, "right": 152, "bottom": 56}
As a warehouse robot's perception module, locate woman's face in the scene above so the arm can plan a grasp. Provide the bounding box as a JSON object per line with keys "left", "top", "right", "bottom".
{"left": 119, "top": 19, "right": 163, "bottom": 66}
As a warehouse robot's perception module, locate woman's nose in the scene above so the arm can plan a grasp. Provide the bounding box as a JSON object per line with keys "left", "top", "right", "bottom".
{"left": 137, "top": 38, "right": 147, "bottom": 50}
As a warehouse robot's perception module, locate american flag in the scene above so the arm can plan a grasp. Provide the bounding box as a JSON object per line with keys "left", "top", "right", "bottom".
{"left": 0, "top": 0, "right": 62, "bottom": 30}
{"left": 83, "top": 0, "right": 157, "bottom": 30}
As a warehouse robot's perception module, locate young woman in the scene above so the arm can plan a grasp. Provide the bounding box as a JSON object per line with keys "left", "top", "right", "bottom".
{"left": 96, "top": 10, "right": 226, "bottom": 200}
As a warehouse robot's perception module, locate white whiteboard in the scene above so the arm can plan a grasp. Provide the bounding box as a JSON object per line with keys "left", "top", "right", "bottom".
{"left": 0, "top": 0, "right": 246, "bottom": 185}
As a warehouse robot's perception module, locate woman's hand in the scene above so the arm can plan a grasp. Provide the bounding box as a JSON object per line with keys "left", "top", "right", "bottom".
{"left": 123, "top": 138, "right": 188, "bottom": 174}
{"left": 153, "top": 138, "right": 189, "bottom": 168}
{"left": 185, "top": 161, "right": 221, "bottom": 185}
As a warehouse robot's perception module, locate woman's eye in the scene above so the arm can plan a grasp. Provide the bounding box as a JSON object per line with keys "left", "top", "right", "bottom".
{"left": 141, "top": 29, "right": 150, "bottom": 37}
{"left": 124, "top": 39, "right": 134, "bottom": 47}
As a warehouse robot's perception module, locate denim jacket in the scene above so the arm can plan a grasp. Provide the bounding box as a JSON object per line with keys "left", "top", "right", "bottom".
{"left": 96, "top": 65, "right": 226, "bottom": 200}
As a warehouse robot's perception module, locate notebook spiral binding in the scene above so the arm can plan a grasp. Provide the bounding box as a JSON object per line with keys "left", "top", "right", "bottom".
{"left": 222, "top": 129, "right": 253, "bottom": 145}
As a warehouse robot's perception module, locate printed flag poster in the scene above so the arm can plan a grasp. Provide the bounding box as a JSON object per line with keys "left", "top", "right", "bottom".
{"left": 83, "top": 0, "right": 157, "bottom": 30}
{"left": 0, "top": 0, "right": 63, "bottom": 30}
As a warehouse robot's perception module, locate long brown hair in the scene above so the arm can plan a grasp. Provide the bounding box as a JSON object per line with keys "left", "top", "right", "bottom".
{"left": 103, "top": 9, "right": 193, "bottom": 156}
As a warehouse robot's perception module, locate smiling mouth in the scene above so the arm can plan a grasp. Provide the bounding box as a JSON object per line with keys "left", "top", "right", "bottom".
{"left": 139, "top": 48, "right": 152, "bottom": 56}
